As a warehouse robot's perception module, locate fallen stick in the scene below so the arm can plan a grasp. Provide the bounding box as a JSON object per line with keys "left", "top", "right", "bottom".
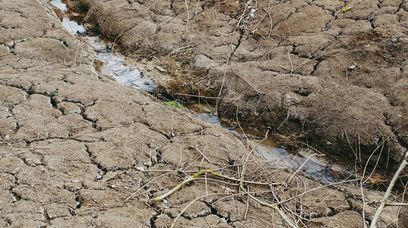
{"left": 369, "top": 151, "right": 408, "bottom": 228}
{"left": 151, "top": 169, "right": 206, "bottom": 202}
{"left": 385, "top": 202, "right": 408, "bottom": 207}
{"left": 150, "top": 169, "right": 279, "bottom": 202}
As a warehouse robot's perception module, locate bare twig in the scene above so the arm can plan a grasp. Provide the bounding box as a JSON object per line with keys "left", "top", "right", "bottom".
{"left": 184, "top": 0, "right": 190, "bottom": 32}
{"left": 150, "top": 169, "right": 280, "bottom": 202}
{"left": 240, "top": 185, "right": 298, "bottom": 228}
{"left": 285, "top": 153, "right": 318, "bottom": 184}
{"left": 170, "top": 196, "right": 203, "bottom": 228}
{"left": 125, "top": 172, "right": 172, "bottom": 201}
{"left": 370, "top": 151, "right": 408, "bottom": 228}
{"left": 385, "top": 202, "right": 408, "bottom": 207}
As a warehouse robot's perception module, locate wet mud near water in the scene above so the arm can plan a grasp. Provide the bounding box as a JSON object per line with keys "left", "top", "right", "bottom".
{"left": 50, "top": 0, "right": 347, "bottom": 185}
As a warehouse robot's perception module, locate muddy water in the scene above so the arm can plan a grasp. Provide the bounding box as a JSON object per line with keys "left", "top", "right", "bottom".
{"left": 50, "top": 0, "right": 340, "bottom": 184}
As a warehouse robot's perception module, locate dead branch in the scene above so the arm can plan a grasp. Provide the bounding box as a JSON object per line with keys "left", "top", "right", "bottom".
{"left": 369, "top": 151, "right": 408, "bottom": 228}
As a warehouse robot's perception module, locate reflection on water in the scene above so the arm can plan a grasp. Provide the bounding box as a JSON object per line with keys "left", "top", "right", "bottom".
{"left": 51, "top": 0, "right": 155, "bottom": 92}
{"left": 197, "top": 113, "right": 221, "bottom": 125}
{"left": 50, "top": 0, "right": 68, "bottom": 12}
{"left": 62, "top": 18, "right": 86, "bottom": 35}
{"left": 188, "top": 102, "right": 337, "bottom": 183}
{"left": 88, "top": 37, "right": 155, "bottom": 91}
{"left": 255, "top": 141, "right": 337, "bottom": 183}
{"left": 188, "top": 103, "right": 222, "bottom": 126}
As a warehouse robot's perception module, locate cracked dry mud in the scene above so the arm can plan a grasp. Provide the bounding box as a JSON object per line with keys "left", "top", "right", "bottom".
{"left": 0, "top": 0, "right": 407, "bottom": 227}
{"left": 75, "top": 0, "right": 408, "bottom": 165}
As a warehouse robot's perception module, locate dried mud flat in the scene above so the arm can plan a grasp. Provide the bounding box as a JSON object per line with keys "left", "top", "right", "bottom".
{"left": 0, "top": 0, "right": 407, "bottom": 227}
{"left": 74, "top": 0, "right": 408, "bottom": 166}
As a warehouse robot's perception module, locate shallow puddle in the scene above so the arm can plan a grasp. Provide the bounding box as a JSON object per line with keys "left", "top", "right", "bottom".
{"left": 88, "top": 37, "right": 155, "bottom": 91}
{"left": 255, "top": 141, "right": 337, "bottom": 183}
{"left": 51, "top": 0, "right": 84, "bottom": 35}
{"left": 50, "top": 0, "right": 68, "bottom": 12}
{"left": 190, "top": 103, "right": 340, "bottom": 183}
{"left": 197, "top": 113, "right": 222, "bottom": 125}
{"left": 188, "top": 103, "right": 222, "bottom": 126}
{"left": 51, "top": 0, "right": 155, "bottom": 92}
{"left": 61, "top": 18, "right": 85, "bottom": 35}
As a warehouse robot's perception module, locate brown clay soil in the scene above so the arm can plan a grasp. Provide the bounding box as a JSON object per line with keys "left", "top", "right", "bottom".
{"left": 0, "top": 0, "right": 407, "bottom": 227}
{"left": 72, "top": 0, "right": 408, "bottom": 167}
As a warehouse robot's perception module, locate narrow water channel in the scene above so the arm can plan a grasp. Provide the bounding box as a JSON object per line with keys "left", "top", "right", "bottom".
{"left": 51, "top": 0, "right": 155, "bottom": 92}
{"left": 50, "top": 0, "right": 343, "bottom": 184}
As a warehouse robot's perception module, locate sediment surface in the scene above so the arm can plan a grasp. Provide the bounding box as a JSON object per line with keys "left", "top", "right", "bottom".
{"left": 76, "top": 0, "right": 408, "bottom": 164}
{"left": 0, "top": 0, "right": 406, "bottom": 227}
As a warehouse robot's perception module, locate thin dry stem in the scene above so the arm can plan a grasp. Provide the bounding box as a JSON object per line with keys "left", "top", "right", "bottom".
{"left": 370, "top": 151, "right": 408, "bottom": 228}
